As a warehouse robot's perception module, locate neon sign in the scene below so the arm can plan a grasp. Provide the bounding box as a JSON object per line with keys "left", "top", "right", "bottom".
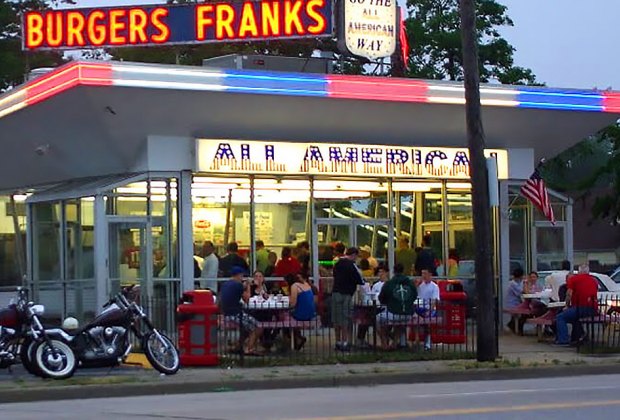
{"left": 22, "top": 0, "right": 333, "bottom": 50}
{"left": 196, "top": 139, "right": 509, "bottom": 179}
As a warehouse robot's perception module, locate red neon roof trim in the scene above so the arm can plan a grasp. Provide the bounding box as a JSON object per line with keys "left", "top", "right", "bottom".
{"left": 328, "top": 75, "right": 429, "bottom": 103}
{"left": 603, "top": 93, "right": 620, "bottom": 113}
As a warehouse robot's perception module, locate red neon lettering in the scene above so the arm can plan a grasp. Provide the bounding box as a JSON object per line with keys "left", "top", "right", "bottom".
{"left": 128, "top": 9, "right": 148, "bottom": 44}
{"left": 216, "top": 5, "right": 235, "bottom": 40}
{"left": 46, "top": 12, "right": 63, "bottom": 47}
{"left": 238, "top": 3, "right": 259, "bottom": 37}
{"left": 87, "top": 11, "right": 106, "bottom": 46}
{"left": 306, "top": 0, "right": 326, "bottom": 35}
{"left": 109, "top": 10, "right": 127, "bottom": 45}
{"left": 261, "top": 1, "right": 280, "bottom": 36}
{"left": 195, "top": 5, "right": 215, "bottom": 41}
{"left": 66, "top": 12, "right": 86, "bottom": 46}
{"left": 25, "top": 13, "right": 44, "bottom": 48}
{"left": 284, "top": 0, "right": 304, "bottom": 36}
{"left": 151, "top": 8, "right": 170, "bottom": 43}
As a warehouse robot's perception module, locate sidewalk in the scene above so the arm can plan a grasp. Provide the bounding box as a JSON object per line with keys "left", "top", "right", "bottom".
{"left": 1, "top": 334, "right": 620, "bottom": 404}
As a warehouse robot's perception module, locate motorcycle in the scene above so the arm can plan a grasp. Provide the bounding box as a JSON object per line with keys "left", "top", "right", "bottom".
{"left": 0, "top": 288, "right": 77, "bottom": 379}
{"left": 40, "top": 286, "right": 180, "bottom": 376}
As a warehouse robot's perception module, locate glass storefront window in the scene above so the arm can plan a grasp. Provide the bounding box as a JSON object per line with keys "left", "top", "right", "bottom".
{"left": 33, "top": 202, "right": 61, "bottom": 281}
{"left": 0, "top": 196, "right": 27, "bottom": 287}
{"left": 254, "top": 178, "right": 310, "bottom": 272}
{"left": 65, "top": 198, "right": 95, "bottom": 280}
{"left": 446, "top": 186, "right": 474, "bottom": 275}
{"left": 192, "top": 176, "right": 251, "bottom": 262}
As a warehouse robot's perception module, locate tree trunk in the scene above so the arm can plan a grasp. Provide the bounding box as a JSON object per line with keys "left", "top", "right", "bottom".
{"left": 458, "top": 0, "right": 498, "bottom": 362}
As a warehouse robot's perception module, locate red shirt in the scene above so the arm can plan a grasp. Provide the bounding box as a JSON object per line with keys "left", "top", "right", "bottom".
{"left": 274, "top": 257, "right": 301, "bottom": 277}
{"left": 567, "top": 273, "right": 598, "bottom": 309}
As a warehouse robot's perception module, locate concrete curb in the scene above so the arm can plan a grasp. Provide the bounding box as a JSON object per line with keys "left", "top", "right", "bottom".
{"left": 2, "top": 363, "right": 620, "bottom": 404}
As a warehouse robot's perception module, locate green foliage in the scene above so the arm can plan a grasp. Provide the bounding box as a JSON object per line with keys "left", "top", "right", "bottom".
{"left": 541, "top": 125, "right": 620, "bottom": 224}
{"left": 403, "top": 0, "right": 540, "bottom": 84}
{"left": 0, "top": 0, "right": 66, "bottom": 91}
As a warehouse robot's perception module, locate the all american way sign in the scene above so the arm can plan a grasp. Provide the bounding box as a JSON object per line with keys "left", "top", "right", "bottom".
{"left": 22, "top": 1, "right": 333, "bottom": 50}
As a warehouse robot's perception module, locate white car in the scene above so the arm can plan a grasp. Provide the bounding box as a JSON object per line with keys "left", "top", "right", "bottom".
{"left": 539, "top": 271, "right": 620, "bottom": 303}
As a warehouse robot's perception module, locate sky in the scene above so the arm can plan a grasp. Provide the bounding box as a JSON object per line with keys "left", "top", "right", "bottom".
{"left": 498, "top": 0, "right": 620, "bottom": 90}
{"left": 65, "top": 0, "right": 620, "bottom": 90}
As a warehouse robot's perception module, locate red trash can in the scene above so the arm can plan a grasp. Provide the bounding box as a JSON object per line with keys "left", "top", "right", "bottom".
{"left": 176, "top": 290, "right": 219, "bottom": 366}
{"left": 432, "top": 280, "right": 467, "bottom": 344}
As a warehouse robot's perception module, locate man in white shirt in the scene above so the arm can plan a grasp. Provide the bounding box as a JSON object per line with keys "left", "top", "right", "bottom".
{"left": 416, "top": 269, "right": 440, "bottom": 350}
{"left": 201, "top": 241, "right": 219, "bottom": 292}
{"left": 544, "top": 260, "right": 572, "bottom": 302}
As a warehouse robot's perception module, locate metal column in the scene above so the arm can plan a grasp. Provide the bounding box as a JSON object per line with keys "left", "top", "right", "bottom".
{"left": 179, "top": 170, "right": 194, "bottom": 292}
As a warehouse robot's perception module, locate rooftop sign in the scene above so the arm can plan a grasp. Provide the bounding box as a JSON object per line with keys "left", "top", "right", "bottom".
{"left": 22, "top": 0, "right": 333, "bottom": 51}
{"left": 196, "top": 139, "right": 509, "bottom": 179}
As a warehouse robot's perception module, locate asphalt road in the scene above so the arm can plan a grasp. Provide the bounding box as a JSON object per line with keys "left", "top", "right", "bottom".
{"left": 2, "top": 373, "right": 620, "bottom": 419}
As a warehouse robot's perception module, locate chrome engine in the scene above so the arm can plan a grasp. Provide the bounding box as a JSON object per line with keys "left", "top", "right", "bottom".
{"left": 0, "top": 327, "right": 16, "bottom": 361}
{"left": 83, "top": 326, "right": 127, "bottom": 360}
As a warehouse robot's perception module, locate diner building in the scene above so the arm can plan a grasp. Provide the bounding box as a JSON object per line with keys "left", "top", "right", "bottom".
{"left": 0, "top": 60, "right": 619, "bottom": 329}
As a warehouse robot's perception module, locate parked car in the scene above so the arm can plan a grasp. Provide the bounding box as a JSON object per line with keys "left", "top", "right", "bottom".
{"left": 538, "top": 271, "right": 620, "bottom": 301}
{"left": 609, "top": 266, "right": 620, "bottom": 284}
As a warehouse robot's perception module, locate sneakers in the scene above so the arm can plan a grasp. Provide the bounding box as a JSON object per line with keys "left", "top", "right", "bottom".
{"left": 424, "top": 337, "right": 432, "bottom": 351}
{"left": 335, "top": 342, "right": 352, "bottom": 352}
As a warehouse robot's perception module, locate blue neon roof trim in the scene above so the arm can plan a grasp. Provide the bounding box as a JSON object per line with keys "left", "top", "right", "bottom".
{"left": 517, "top": 101, "right": 604, "bottom": 112}
{"left": 225, "top": 86, "right": 329, "bottom": 97}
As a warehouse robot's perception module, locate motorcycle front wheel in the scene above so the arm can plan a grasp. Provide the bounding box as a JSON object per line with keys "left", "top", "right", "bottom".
{"left": 143, "top": 331, "right": 180, "bottom": 375}
{"left": 32, "top": 339, "right": 76, "bottom": 380}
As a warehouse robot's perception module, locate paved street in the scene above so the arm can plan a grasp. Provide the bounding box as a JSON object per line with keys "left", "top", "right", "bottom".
{"left": 2, "top": 373, "right": 620, "bottom": 419}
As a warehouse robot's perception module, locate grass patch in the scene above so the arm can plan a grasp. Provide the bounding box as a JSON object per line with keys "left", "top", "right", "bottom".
{"left": 218, "top": 350, "right": 475, "bottom": 368}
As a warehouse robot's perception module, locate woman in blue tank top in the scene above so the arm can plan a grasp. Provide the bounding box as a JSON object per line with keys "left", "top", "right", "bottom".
{"left": 289, "top": 273, "right": 317, "bottom": 350}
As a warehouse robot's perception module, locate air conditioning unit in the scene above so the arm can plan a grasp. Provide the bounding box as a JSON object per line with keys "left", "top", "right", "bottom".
{"left": 203, "top": 54, "right": 333, "bottom": 74}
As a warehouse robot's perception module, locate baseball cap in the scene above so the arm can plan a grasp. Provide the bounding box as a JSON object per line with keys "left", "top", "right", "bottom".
{"left": 230, "top": 266, "right": 245, "bottom": 276}
{"left": 359, "top": 245, "right": 371, "bottom": 253}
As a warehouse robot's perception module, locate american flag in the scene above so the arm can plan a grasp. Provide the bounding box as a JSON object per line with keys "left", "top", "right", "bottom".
{"left": 520, "top": 169, "right": 555, "bottom": 224}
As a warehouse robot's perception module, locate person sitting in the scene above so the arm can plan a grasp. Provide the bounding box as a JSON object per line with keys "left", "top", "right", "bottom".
{"left": 376, "top": 263, "right": 417, "bottom": 350}
{"left": 525, "top": 271, "right": 546, "bottom": 317}
{"left": 554, "top": 264, "right": 599, "bottom": 346}
{"left": 505, "top": 267, "right": 525, "bottom": 334}
{"left": 417, "top": 269, "right": 440, "bottom": 350}
{"left": 544, "top": 260, "right": 572, "bottom": 302}
{"left": 219, "top": 266, "right": 263, "bottom": 355}
{"left": 250, "top": 270, "right": 270, "bottom": 300}
{"left": 288, "top": 272, "right": 317, "bottom": 350}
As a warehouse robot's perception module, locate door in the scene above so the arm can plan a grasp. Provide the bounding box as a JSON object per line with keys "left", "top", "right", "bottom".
{"left": 533, "top": 223, "right": 568, "bottom": 271}
{"left": 108, "top": 219, "right": 148, "bottom": 297}
{"left": 312, "top": 217, "right": 394, "bottom": 284}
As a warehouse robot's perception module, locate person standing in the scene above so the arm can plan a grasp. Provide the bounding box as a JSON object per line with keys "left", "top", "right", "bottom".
{"left": 544, "top": 260, "right": 572, "bottom": 302}
{"left": 274, "top": 246, "right": 302, "bottom": 277}
{"left": 255, "top": 240, "right": 270, "bottom": 273}
{"left": 359, "top": 245, "right": 378, "bottom": 270}
{"left": 201, "top": 240, "right": 219, "bottom": 292}
{"left": 415, "top": 235, "right": 438, "bottom": 276}
{"left": 332, "top": 247, "right": 364, "bottom": 351}
{"left": 394, "top": 237, "right": 416, "bottom": 276}
{"left": 417, "top": 269, "right": 440, "bottom": 350}
{"left": 219, "top": 242, "right": 249, "bottom": 277}
{"left": 554, "top": 264, "right": 599, "bottom": 346}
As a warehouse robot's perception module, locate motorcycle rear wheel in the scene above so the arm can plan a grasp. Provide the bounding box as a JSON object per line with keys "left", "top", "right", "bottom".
{"left": 20, "top": 339, "right": 43, "bottom": 377}
{"left": 32, "top": 339, "right": 77, "bottom": 380}
{"left": 143, "top": 331, "right": 180, "bottom": 375}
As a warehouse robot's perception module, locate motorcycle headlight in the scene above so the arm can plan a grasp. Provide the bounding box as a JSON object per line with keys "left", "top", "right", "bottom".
{"left": 31, "top": 304, "right": 45, "bottom": 316}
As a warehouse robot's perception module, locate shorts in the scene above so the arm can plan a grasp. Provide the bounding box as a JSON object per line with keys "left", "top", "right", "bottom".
{"left": 376, "top": 311, "right": 413, "bottom": 325}
{"left": 225, "top": 312, "right": 259, "bottom": 332}
{"left": 416, "top": 307, "right": 437, "bottom": 318}
{"left": 331, "top": 292, "right": 353, "bottom": 327}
